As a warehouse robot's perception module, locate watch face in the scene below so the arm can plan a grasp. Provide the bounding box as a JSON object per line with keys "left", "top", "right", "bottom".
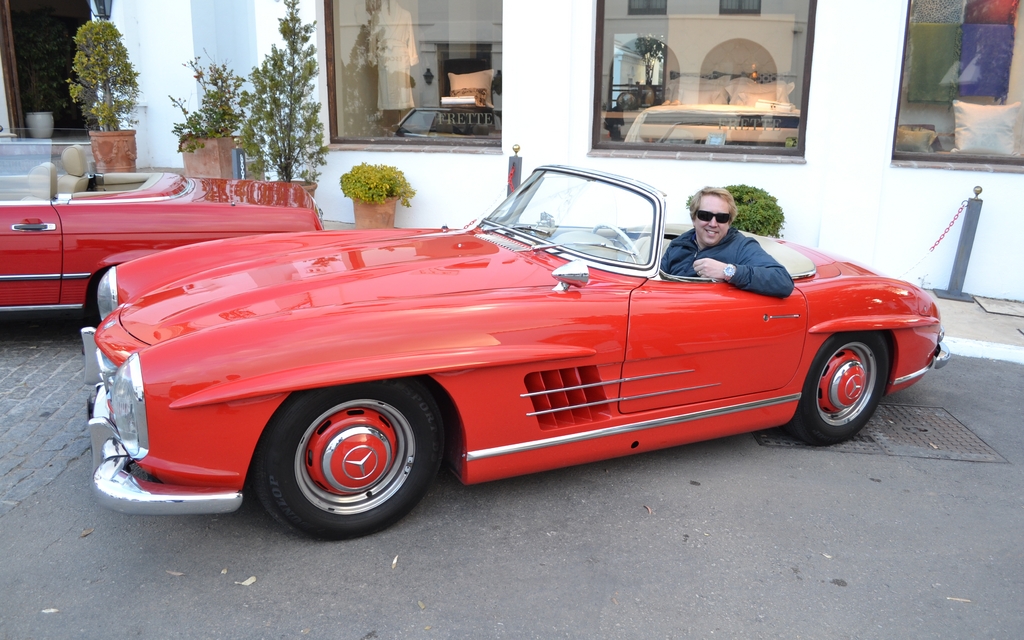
{"left": 725, "top": 264, "right": 736, "bottom": 277}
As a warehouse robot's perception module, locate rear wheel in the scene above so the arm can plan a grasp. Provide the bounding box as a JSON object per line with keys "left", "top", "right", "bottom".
{"left": 784, "top": 333, "right": 889, "bottom": 445}
{"left": 252, "top": 380, "right": 442, "bottom": 539}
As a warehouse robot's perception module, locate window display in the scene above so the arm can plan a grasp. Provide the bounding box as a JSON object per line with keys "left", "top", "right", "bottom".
{"left": 594, "top": 0, "right": 815, "bottom": 155}
{"left": 895, "top": 0, "right": 1024, "bottom": 163}
{"left": 326, "top": 0, "right": 502, "bottom": 144}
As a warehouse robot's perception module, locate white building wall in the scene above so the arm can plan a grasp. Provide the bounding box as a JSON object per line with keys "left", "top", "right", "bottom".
{"left": 105, "top": 0, "right": 1023, "bottom": 301}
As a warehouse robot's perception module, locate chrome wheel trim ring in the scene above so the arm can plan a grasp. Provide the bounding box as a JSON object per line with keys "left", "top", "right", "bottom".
{"left": 816, "top": 342, "right": 877, "bottom": 427}
{"left": 294, "top": 399, "right": 415, "bottom": 515}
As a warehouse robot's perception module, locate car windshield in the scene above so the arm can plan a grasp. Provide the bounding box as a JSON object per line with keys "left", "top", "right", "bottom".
{"left": 481, "top": 169, "right": 656, "bottom": 266}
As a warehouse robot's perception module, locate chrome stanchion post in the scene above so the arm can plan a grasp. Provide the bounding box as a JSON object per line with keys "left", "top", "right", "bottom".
{"left": 935, "top": 186, "right": 983, "bottom": 302}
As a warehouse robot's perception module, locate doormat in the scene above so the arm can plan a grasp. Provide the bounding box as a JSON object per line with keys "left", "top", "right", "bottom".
{"left": 974, "top": 296, "right": 1024, "bottom": 318}
{"left": 754, "top": 404, "right": 1006, "bottom": 462}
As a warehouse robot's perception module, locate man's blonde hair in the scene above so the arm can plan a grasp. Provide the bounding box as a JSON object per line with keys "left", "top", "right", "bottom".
{"left": 688, "top": 187, "right": 737, "bottom": 222}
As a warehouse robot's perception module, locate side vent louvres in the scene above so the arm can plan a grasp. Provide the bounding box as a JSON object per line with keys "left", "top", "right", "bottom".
{"left": 523, "top": 366, "right": 612, "bottom": 428}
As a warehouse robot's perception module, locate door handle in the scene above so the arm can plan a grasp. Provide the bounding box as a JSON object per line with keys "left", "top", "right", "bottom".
{"left": 11, "top": 223, "right": 57, "bottom": 231}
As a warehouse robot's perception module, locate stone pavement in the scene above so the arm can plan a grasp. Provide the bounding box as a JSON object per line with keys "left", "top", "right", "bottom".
{"left": 0, "top": 320, "right": 90, "bottom": 517}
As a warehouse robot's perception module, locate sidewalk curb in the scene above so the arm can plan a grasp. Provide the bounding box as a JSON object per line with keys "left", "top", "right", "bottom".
{"left": 945, "top": 337, "right": 1024, "bottom": 365}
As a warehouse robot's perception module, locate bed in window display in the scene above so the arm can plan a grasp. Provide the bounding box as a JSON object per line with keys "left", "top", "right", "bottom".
{"left": 896, "top": 0, "right": 1024, "bottom": 159}
{"left": 623, "top": 72, "right": 800, "bottom": 146}
{"left": 395, "top": 69, "right": 501, "bottom": 138}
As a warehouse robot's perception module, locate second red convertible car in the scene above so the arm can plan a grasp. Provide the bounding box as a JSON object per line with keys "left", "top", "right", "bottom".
{"left": 1, "top": 143, "right": 322, "bottom": 318}
{"left": 83, "top": 165, "right": 948, "bottom": 539}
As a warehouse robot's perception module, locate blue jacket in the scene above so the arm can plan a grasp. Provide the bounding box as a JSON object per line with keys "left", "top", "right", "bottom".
{"left": 660, "top": 227, "right": 794, "bottom": 298}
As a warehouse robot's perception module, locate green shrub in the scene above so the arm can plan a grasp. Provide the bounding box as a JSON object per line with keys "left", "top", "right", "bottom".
{"left": 725, "top": 184, "right": 785, "bottom": 238}
{"left": 170, "top": 57, "right": 245, "bottom": 153}
{"left": 340, "top": 163, "right": 416, "bottom": 207}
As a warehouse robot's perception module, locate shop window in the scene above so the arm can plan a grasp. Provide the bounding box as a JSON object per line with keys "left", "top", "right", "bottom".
{"left": 593, "top": 0, "right": 816, "bottom": 156}
{"left": 325, "top": 0, "right": 502, "bottom": 146}
{"left": 721, "top": 0, "right": 761, "bottom": 15}
{"left": 629, "top": 0, "right": 667, "bottom": 16}
{"left": 894, "top": 0, "right": 1024, "bottom": 165}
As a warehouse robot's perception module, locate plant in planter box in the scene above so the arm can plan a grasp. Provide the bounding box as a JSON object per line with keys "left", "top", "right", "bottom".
{"left": 340, "top": 163, "right": 416, "bottom": 229}
{"left": 171, "top": 57, "right": 245, "bottom": 178}
{"left": 239, "top": 0, "right": 327, "bottom": 190}
{"left": 69, "top": 19, "right": 140, "bottom": 172}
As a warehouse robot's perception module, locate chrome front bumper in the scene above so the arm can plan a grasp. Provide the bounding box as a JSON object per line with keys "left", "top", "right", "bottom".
{"left": 83, "top": 329, "right": 243, "bottom": 516}
{"left": 932, "top": 340, "right": 951, "bottom": 370}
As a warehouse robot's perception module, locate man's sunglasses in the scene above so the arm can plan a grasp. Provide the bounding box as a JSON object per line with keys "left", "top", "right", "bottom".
{"left": 696, "top": 210, "right": 731, "bottom": 224}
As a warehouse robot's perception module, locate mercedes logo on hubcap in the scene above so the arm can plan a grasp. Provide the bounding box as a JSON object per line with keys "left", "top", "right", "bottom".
{"left": 342, "top": 445, "right": 379, "bottom": 481}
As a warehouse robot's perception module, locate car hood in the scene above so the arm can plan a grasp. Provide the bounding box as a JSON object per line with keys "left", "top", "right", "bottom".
{"left": 118, "top": 229, "right": 560, "bottom": 345}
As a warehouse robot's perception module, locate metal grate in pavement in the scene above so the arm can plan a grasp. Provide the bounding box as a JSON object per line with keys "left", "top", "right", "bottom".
{"left": 753, "top": 404, "right": 1006, "bottom": 463}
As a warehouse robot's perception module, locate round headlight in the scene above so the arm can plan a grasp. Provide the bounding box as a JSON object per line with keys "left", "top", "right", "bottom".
{"left": 97, "top": 267, "right": 119, "bottom": 320}
{"left": 110, "top": 353, "right": 148, "bottom": 458}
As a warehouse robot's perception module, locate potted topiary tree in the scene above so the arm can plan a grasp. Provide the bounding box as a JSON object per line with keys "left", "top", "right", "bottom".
{"left": 340, "top": 163, "right": 415, "bottom": 228}
{"left": 239, "top": 0, "right": 327, "bottom": 195}
{"left": 171, "top": 56, "right": 245, "bottom": 178}
{"left": 69, "top": 19, "right": 140, "bottom": 172}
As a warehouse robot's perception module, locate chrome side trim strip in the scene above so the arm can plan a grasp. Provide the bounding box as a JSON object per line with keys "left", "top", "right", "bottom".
{"left": 63, "top": 272, "right": 92, "bottom": 280}
{"left": 467, "top": 393, "right": 802, "bottom": 461}
{"left": 0, "top": 304, "right": 83, "bottom": 312}
{"left": 526, "top": 383, "right": 719, "bottom": 417}
{"left": 520, "top": 368, "right": 696, "bottom": 398}
{"left": 0, "top": 273, "right": 61, "bottom": 281}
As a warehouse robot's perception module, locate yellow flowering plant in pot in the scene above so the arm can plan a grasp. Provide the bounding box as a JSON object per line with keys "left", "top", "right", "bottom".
{"left": 340, "top": 163, "right": 416, "bottom": 229}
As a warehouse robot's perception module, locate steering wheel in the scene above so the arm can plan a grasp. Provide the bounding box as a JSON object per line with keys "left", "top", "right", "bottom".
{"left": 592, "top": 224, "right": 639, "bottom": 255}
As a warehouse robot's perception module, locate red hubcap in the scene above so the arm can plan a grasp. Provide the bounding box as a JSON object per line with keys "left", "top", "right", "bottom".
{"left": 818, "top": 351, "right": 865, "bottom": 414}
{"left": 305, "top": 409, "right": 396, "bottom": 494}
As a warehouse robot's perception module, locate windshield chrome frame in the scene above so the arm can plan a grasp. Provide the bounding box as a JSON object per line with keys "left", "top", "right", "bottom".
{"left": 478, "top": 165, "right": 666, "bottom": 279}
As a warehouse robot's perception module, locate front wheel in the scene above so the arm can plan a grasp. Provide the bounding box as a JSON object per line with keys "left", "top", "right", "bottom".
{"left": 784, "top": 333, "right": 889, "bottom": 446}
{"left": 252, "top": 380, "right": 443, "bottom": 539}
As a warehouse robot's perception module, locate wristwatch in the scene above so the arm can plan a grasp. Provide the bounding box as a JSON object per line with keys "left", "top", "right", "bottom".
{"left": 723, "top": 264, "right": 736, "bottom": 280}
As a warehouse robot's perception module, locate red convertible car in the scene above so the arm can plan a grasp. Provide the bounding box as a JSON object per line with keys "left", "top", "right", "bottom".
{"left": 1, "top": 143, "right": 322, "bottom": 318}
{"left": 82, "top": 165, "right": 948, "bottom": 539}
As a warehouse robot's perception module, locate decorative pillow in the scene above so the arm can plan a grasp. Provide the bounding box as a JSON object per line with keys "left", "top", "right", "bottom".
{"left": 678, "top": 86, "right": 728, "bottom": 105}
{"left": 448, "top": 69, "right": 494, "bottom": 107}
{"left": 952, "top": 100, "right": 1021, "bottom": 155}
{"left": 896, "top": 126, "right": 938, "bottom": 152}
{"left": 451, "top": 87, "right": 487, "bottom": 107}
{"left": 728, "top": 80, "right": 795, "bottom": 107}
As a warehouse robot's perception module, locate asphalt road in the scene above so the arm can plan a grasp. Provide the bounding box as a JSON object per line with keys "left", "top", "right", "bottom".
{"left": 1, "top": 319, "right": 1022, "bottom": 639}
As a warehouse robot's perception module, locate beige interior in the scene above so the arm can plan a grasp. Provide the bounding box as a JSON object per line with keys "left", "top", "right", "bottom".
{"left": 25, "top": 162, "right": 57, "bottom": 200}
{"left": 57, "top": 145, "right": 90, "bottom": 194}
{"left": 68, "top": 172, "right": 164, "bottom": 198}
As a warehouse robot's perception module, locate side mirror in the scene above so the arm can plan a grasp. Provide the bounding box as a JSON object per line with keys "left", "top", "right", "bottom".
{"left": 551, "top": 260, "right": 589, "bottom": 292}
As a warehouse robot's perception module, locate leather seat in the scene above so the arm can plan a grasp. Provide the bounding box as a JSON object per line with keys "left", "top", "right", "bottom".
{"left": 58, "top": 145, "right": 91, "bottom": 193}
{"left": 27, "top": 162, "right": 57, "bottom": 200}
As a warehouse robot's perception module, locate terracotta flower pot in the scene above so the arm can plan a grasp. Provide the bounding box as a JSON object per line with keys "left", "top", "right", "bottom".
{"left": 182, "top": 137, "right": 236, "bottom": 178}
{"left": 352, "top": 197, "right": 397, "bottom": 229}
{"left": 90, "top": 130, "right": 137, "bottom": 173}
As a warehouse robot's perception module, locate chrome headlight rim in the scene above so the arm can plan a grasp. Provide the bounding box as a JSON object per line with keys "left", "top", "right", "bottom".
{"left": 110, "top": 352, "right": 149, "bottom": 459}
{"left": 97, "top": 267, "right": 119, "bottom": 320}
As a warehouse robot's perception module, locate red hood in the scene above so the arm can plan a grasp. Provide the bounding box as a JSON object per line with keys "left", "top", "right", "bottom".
{"left": 117, "top": 229, "right": 561, "bottom": 345}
